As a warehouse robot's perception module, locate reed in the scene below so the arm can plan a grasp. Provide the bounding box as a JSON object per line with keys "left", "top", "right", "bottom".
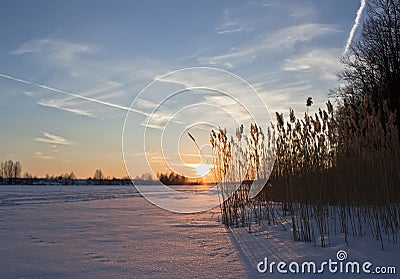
{"left": 211, "top": 96, "right": 400, "bottom": 247}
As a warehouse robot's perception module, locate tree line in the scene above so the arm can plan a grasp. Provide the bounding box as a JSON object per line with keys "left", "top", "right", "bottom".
{"left": 0, "top": 161, "right": 132, "bottom": 185}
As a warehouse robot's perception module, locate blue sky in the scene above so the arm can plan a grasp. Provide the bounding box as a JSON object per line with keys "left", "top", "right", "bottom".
{"left": 0, "top": 0, "right": 364, "bottom": 178}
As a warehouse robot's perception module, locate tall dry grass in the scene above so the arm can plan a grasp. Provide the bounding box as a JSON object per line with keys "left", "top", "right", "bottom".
{"left": 211, "top": 97, "right": 400, "bottom": 247}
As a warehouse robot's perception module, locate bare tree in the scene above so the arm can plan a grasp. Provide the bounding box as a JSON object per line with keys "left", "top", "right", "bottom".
{"left": 4, "top": 160, "right": 13, "bottom": 179}
{"left": 23, "top": 172, "right": 33, "bottom": 179}
{"left": 3, "top": 160, "right": 15, "bottom": 179}
{"left": 140, "top": 172, "right": 153, "bottom": 181}
{"left": 69, "top": 171, "right": 77, "bottom": 180}
{"left": 13, "top": 161, "right": 21, "bottom": 179}
{"left": 0, "top": 161, "right": 3, "bottom": 178}
{"left": 0, "top": 160, "right": 22, "bottom": 184}
{"left": 332, "top": 0, "right": 400, "bottom": 129}
{"left": 93, "top": 169, "right": 105, "bottom": 184}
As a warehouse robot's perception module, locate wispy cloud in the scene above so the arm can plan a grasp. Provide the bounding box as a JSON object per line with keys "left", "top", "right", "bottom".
{"left": 34, "top": 80, "right": 124, "bottom": 118}
{"left": 269, "top": 23, "right": 339, "bottom": 49}
{"left": 288, "top": 1, "right": 317, "bottom": 20}
{"left": 215, "top": 22, "right": 245, "bottom": 34}
{"left": 4, "top": 35, "right": 181, "bottom": 122}
{"left": 34, "top": 152, "right": 53, "bottom": 160}
{"left": 344, "top": 0, "right": 366, "bottom": 55}
{"left": 136, "top": 98, "right": 158, "bottom": 109}
{"left": 37, "top": 99, "right": 95, "bottom": 118}
{"left": 7, "top": 38, "right": 151, "bottom": 119}
{"left": 199, "top": 23, "right": 339, "bottom": 68}
{"left": 0, "top": 73, "right": 148, "bottom": 117}
{"left": 10, "top": 39, "right": 98, "bottom": 64}
{"left": 283, "top": 48, "right": 342, "bottom": 80}
{"left": 51, "top": 145, "right": 58, "bottom": 153}
{"left": 215, "top": 9, "right": 242, "bottom": 34}
{"left": 81, "top": 81, "right": 123, "bottom": 97}
{"left": 140, "top": 108, "right": 179, "bottom": 130}
{"left": 34, "top": 131, "right": 74, "bottom": 145}
{"left": 147, "top": 69, "right": 273, "bottom": 131}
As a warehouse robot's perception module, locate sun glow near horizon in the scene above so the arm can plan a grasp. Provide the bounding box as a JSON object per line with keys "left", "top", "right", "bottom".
{"left": 185, "top": 163, "right": 215, "bottom": 177}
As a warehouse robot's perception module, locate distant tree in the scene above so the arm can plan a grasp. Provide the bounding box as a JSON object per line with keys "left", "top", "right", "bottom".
{"left": 140, "top": 172, "right": 153, "bottom": 181}
{"left": 60, "top": 171, "right": 77, "bottom": 185}
{"left": 69, "top": 171, "right": 77, "bottom": 180}
{"left": 23, "top": 172, "right": 33, "bottom": 179}
{"left": 0, "top": 160, "right": 22, "bottom": 184}
{"left": 158, "top": 171, "right": 189, "bottom": 185}
{"left": 93, "top": 169, "right": 105, "bottom": 184}
{"left": 13, "top": 161, "right": 21, "bottom": 179}
{"left": 332, "top": 0, "right": 400, "bottom": 130}
{"left": 4, "top": 160, "right": 14, "bottom": 179}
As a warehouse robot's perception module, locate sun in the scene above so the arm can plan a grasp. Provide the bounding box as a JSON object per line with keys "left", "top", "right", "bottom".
{"left": 185, "top": 163, "right": 214, "bottom": 177}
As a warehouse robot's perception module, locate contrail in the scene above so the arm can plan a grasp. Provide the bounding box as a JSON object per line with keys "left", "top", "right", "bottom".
{"left": 0, "top": 73, "right": 148, "bottom": 116}
{"left": 344, "top": 0, "right": 366, "bottom": 55}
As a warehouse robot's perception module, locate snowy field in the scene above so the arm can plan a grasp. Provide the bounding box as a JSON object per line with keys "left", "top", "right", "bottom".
{"left": 0, "top": 185, "right": 398, "bottom": 278}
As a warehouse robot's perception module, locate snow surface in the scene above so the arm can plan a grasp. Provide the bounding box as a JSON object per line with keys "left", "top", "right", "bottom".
{"left": 0, "top": 185, "right": 399, "bottom": 278}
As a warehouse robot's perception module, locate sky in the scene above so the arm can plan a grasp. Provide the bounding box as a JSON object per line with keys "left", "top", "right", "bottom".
{"left": 0, "top": 0, "right": 365, "bottom": 179}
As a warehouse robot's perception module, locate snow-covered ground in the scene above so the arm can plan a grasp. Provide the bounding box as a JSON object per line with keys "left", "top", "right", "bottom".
{"left": 0, "top": 185, "right": 246, "bottom": 278}
{"left": 229, "top": 220, "right": 399, "bottom": 278}
{"left": 0, "top": 185, "right": 398, "bottom": 278}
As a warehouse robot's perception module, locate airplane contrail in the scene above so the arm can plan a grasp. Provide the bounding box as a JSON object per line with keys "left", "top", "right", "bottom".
{"left": 344, "top": 0, "right": 366, "bottom": 55}
{"left": 0, "top": 73, "right": 149, "bottom": 116}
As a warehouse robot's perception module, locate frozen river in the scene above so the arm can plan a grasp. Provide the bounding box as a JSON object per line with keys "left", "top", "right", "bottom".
{"left": 0, "top": 185, "right": 398, "bottom": 278}
{"left": 0, "top": 185, "right": 246, "bottom": 278}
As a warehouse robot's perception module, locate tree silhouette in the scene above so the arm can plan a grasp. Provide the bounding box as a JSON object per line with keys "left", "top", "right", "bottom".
{"left": 158, "top": 172, "right": 189, "bottom": 185}
{"left": 332, "top": 0, "right": 400, "bottom": 131}
{"left": 0, "top": 160, "right": 22, "bottom": 184}
{"left": 93, "top": 169, "right": 105, "bottom": 184}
